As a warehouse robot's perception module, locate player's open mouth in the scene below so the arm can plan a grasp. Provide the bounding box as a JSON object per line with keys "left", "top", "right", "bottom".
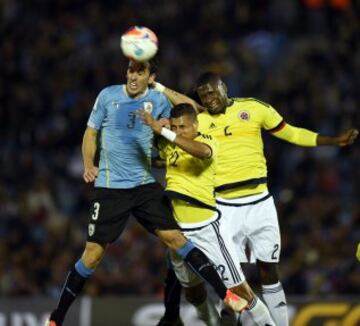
{"left": 129, "top": 82, "right": 138, "bottom": 90}
{"left": 208, "top": 101, "right": 218, "bottom": 109}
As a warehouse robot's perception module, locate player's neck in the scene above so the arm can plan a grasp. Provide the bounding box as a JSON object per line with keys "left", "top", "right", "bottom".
{"left": 123, "top": 85, "right": 149, "bottom": 99}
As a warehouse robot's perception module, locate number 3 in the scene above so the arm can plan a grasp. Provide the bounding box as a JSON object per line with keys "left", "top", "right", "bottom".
{"left": 92, "top": 202, "right": 100, "bottom": 220}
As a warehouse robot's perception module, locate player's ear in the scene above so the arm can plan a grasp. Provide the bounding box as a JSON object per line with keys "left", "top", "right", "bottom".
{"left": 148, "top": 73, "right": 156, "bottom": 85}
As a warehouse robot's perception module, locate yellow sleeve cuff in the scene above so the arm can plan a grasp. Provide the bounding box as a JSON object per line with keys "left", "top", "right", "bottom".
{"left": 272, "top": 123, "right": 318, "bottom": 147}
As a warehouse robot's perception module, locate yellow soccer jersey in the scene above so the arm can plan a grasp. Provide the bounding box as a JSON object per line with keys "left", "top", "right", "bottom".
{"left": 159, "top": 133, "right": 219, "bottom": 228}
{"left": 198, "top": 98, "right": 283, "bottom": 198}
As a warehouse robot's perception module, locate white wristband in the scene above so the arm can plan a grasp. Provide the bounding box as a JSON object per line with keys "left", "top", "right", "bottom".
{"left": 161, "top": 127, "right": 177, "bottom": 142}
{"left": 154, "top": 82, "right": 165, "bottom": 93}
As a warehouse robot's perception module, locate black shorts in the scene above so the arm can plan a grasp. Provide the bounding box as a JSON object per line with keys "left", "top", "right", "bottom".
{"left": 87, "top": 182, "right": 179, "bottom": 244}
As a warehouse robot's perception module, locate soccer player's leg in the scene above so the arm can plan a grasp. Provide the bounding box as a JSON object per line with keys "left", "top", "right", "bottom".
{"left": 246, "top": 196, "right": 289, "bottom": 326}
{"left": 184, "top": 284, "right": 220, "bottom": 326}
{"left": 133, "top": 183, "right": 246, "bottom": 312}
{"left": 156, "top": 252, "right": 183, "bottom": 326}
{"left": 193, "top": 219, "right": 275, "bottom": 326}
{"left": 47, "top": 241, "right": 108, "bottom": 326}
{"left": 46, "top": 188, "right": 132, "bottom": 326}
{"left": 169, "top": 250, "right": 220, "bottom": 326}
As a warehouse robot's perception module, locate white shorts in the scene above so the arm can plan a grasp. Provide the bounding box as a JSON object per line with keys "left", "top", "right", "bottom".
{"left": 216, "top": 191, "right": 281, "bottom": 263}
{"left": 170, "top": 220, "right": 246, "bottom": 289}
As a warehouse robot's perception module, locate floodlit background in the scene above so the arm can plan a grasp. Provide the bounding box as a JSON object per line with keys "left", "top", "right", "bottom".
{"left": 1, "top": 0, "right": 359, "bottom": 324}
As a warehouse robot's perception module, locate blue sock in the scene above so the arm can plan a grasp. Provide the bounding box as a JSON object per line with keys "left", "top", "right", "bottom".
{"left": 75, "top": 259, "right": 95, "bottom": 278}
{"left": 176, "top": 240, "right": 195, "bottom": 259}
{"left": 51, "top": 259, "right": 94, "bottom": 323}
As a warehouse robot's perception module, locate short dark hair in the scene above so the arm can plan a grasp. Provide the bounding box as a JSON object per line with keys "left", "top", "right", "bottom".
{"left": 127, "top": 56, "right": 158, "bottom": 75}
{"left": 170, "top": 103, "right": 197, "bottom": 121}
{"left": 196, "top": 71, "right": 222, "bottom": 88}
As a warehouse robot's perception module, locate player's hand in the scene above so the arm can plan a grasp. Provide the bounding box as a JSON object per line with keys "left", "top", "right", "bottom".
{"left": 139, "top": 109, "right": 163, "bottom": 134}
{"left": 83, "top": 166, "right": 99, "bottom": 183}
{"left": 356, "top": 243, "right": 360, "bottom": 262}
{"left": 336, "top": 128, "right": 359, "bottom": 146}
{"left": 158, "top": 117, "right": 170, "bottom": 129}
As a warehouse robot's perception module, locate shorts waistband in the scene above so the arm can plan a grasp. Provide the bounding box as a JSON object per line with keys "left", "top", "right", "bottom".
{"left": 216, "top": 191, "right": 271, "bottom": 207}
{"left": 178, "top": 211, "right": 221, "bottom": 231}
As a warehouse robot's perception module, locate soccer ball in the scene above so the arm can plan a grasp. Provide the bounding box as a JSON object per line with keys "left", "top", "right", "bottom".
{"left": 120, "top": 26, "right": 158, "bottom": 62}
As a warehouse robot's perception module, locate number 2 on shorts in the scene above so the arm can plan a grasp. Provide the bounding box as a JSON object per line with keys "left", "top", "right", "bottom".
{"left": 271, "top": 244, "right": 279, "bottom": 260}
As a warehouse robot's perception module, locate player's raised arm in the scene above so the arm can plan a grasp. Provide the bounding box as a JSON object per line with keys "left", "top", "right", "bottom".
{"left": 140, "top": 107, "right": 212, "bottom": 159}
{"left": 82, "top": 127, "right": 99, "bottom": 183}
{"left": 270, "top": 121, "right": 358, "bottom": 147}
{"left": 152, "top": 82, "right": 205, "bottom": 114}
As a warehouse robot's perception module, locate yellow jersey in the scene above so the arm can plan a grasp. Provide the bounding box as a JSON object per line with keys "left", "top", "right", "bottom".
{"left": 198, "top": 98, "right": 283, "bottom": 198}
{"left": 158, "top": 133, "right": 219, "bottom": 229}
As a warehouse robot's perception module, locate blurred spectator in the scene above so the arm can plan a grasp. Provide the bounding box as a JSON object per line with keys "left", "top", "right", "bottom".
{"left": 1, "top": 0, "right": 359, "bottom": 298}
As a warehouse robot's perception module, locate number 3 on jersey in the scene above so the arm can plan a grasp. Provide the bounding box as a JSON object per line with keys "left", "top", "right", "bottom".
{"left": 92, "top": 202, "right": 100, "bottom": 220}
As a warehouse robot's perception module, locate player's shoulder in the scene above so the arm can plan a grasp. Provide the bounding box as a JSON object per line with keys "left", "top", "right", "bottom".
{"left": 232, "top": 97, "right": 272, "bottom": 109}
{"left": 148, "top": 88, "right": 168, "bottom": 102}
{"left": 98, "top": 85, "right": 123, "bottom": 98}
{"left": 198, "top": 110, "right": 213, "bottom": 122}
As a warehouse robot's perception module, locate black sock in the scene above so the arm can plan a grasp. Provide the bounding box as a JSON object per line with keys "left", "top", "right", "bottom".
{"left": 183, "top": 247, "right": 227, "bottom": 299}
{"left": 163, "top": 268, "right": 182, "bottom": 320}
{"left": 51, "top": 267, "right": 87, "bottom": 324}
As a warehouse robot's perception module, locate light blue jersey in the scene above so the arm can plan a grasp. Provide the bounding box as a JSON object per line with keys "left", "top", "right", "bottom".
{"left": 87, "top": 85, "right": 171, "bottom": 189}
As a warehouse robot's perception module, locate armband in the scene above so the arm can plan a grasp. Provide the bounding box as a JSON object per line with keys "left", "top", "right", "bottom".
{"left": 161, "top": 127, "right": 177, "bottom": 142}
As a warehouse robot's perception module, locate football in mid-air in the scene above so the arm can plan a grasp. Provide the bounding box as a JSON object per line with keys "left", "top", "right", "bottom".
{"left": 120, "top": 26, "right": 158, "bottom": 62}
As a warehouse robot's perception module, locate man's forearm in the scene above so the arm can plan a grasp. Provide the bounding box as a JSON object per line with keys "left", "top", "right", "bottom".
{"left": 316, "top": 135, "right": 338, "bottom": 146}
{"left": 163, "top": 87, "right": 203, "bottom": 113}
{"left": 82, "top": 128, "right": 98, "bottom": 168}
{"left": 173, "top": 136, "right": 211, "bottom": 159}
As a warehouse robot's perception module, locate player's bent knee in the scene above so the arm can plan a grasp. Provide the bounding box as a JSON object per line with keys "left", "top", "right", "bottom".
{"left": 82, "top": 241, "right": 108, "bottom": 268}
{"left": 156, "top": 229, "right": 187, "bottom": 250}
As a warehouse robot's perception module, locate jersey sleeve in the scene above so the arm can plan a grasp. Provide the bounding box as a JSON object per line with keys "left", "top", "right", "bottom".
{"left": 87, "top": 90, "right": 106, "bottom": 130}
{"left": 260, "top": 103, "right": 284, "bottom": 131}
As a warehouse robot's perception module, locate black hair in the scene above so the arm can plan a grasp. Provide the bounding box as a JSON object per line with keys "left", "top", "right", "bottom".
{"left": 127, "top": 56, "right": 158, "bottom": 75}
{"left": 195, "top": 71, "right": 222, "bottom": 88}
{"left": 170, "top": 103, "right": 197, "bottom": 121}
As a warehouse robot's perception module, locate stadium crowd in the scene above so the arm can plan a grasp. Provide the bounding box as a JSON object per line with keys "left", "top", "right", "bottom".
{"left": 1, "top": 0, "right": 359, "bottom": 299}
